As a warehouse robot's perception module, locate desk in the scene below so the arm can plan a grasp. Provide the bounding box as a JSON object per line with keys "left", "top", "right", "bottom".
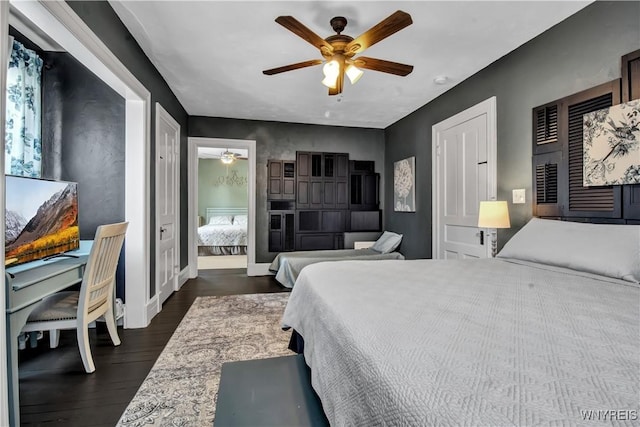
{"left": 5, "top": 241, "right": 91, "bottom": 427}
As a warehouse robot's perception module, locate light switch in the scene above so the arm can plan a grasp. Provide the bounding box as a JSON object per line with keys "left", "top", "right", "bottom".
{"left": 512, "top": 189, "right": 526, "bottom": 204}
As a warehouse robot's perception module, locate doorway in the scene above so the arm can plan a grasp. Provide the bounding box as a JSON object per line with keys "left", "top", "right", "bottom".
{"left": 196, "top": 146, "right": 249, "bottom": 271}
{"left": 188, "top": 137, "right": 257, "bottom": 278}
{"left": 432, "top": 97, "right": 497, "bottom": 259}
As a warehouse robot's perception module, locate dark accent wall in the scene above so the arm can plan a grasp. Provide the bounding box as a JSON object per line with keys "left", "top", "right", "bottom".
{"left": 66, "top": 1, "right": 190, "bottom": 299}
{"left": 189, "top": 117, "right": 385, "bottom": 263}
{"left": 40, "top": 52, "right": 127, "bottom": 297}
{"left": 384, "top": 1, "right": 640, "bottom": 259}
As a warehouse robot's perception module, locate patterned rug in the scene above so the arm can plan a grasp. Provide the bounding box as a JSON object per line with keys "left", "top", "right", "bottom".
{"left": 117, "top": 293, "right": 292, "bottom": 427}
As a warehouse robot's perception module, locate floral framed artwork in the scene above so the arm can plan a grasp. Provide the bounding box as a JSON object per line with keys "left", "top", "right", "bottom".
{"left": 583, "top": 99, "right": 640, "bottom": 186}
{"left": 394, "top": 156, "right": 416, "bottom": 212}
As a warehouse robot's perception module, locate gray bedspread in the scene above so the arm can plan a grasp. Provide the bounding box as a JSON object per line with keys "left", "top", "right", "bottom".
{"left": 282, "top": 258, "right": 640, "bottom": 426}
{"left": 269, "top": 248, "right": 405, "bottom": 288}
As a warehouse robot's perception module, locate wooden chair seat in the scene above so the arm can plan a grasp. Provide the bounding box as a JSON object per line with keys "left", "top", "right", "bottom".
{"left": 21, "top": 222, "right": 128, "bottom": 373}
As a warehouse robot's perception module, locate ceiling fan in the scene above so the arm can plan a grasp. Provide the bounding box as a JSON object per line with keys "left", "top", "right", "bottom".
{"left": 263, "top": 10, "right": 414, "bottom": 95}
{"left": 198, "top": 148, "right": 247, "bottom": 164}
{"left": 219, "top": 150, "right": 244, "bottom": 164}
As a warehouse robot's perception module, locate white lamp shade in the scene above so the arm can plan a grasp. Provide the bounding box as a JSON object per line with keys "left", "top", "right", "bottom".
{"left": 321, "top": 60, "right": 340, "bottom": 88}
{"left": 478, "top": 201, "right": 510, "bottom": 228}
{"left": 345, "top": 64, "right": 363, "bottom": 85}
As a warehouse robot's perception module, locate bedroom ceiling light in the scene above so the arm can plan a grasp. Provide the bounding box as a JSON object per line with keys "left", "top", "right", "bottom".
{"left": 345, "top": 63, "right": 364, "bottom": 85}
{"left": 322, "top": 56, "right": 363, "bottom": 90}
{"left": 478, "top": 200, "right": 510, "bottom": 257}
{"left": 263, "top": 11, "right": 413, "bottom": 96}
{"left": 220, "top": 150, "right": 236, "bottom": 164}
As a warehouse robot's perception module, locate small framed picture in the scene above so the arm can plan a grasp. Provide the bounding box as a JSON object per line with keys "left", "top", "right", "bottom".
{"left": 394, "top": 156, "right": 415, "bottom": 212}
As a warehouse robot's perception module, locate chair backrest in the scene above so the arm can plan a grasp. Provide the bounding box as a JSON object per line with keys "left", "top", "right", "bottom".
{"left": 78, "top": 222, "right": 128, "bottom": 320}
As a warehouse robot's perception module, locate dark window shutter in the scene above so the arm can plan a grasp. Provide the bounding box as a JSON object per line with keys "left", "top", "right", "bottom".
{"left": 535, "top": 105, "right": 558, "bottom": 145}
{"left": 536, "top": 163, "right": 558, "bottom": 204}
{"left": 622, "top": 49, "right": 640, "bottom": 220}
{"left": 567, "top": 93, "right": 615, "bottom": 212}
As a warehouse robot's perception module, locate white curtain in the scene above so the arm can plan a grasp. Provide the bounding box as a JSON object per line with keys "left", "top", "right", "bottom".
{"left": 5, "top": 40, "right": 43, "bottom": 177}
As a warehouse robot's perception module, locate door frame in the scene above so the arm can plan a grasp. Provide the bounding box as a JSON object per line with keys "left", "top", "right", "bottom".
{"left": 3, "top": 2, "right": 153, "bottom": 323}
{"left": 1, "top": 0, "right": 152, "bottom": 423}
{"left": 432, "top": 96, "right": 497, "bottom": 259}
{"left": 188, "top": 137, "right": 257, "bottom": 277}
{"left": 155, "top": 103, "right": 181, "bottom": 309}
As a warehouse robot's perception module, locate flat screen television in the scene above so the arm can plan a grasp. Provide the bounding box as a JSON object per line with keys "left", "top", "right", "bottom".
{"left": 5, "top": 175, "right": 79, "bottom": 266}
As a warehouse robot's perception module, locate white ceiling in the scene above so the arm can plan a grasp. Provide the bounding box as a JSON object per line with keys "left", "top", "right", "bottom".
{"left": 110, "top": 1, "right": 591, "bottom": 129}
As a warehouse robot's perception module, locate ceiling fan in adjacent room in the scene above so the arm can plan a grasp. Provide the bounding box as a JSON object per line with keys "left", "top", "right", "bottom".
{"left": 219, "top": 149, "right": 244, "bottom": 164}
{"left": 198, "top": 148, "right": 248, "bottom": 164}
{"left": 263, "top": 10, "right": 414, "bottom": 95}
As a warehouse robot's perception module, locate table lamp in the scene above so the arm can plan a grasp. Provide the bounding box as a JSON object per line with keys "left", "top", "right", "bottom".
{"left": 478, "top": 200, "right": 510, "bottom": 257}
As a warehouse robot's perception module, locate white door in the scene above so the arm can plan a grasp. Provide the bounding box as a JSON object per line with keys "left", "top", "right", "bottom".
{"left": 156, "top": 104, "right": 180, "bottom": 305}
{"left": 432, "top": 97, "right": 496, "bottom": 259}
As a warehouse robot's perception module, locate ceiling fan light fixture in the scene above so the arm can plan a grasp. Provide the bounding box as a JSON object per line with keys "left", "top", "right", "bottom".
{"left": 345, "top": 64, "right": 363, "bottom": 85}
{"left": 321, "top": 58, "right": 340, "bottom": 88}
{"left": 220, "top": 150, "right": 236, "bottom": 164}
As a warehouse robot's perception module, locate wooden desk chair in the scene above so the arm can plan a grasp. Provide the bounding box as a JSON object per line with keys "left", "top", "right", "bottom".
{"left": 22, "top": 222, "right": 128, "bottom": 373}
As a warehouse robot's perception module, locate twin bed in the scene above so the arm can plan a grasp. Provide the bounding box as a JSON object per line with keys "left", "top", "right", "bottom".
{"left": 281, "top": 218, "right": 640, "bottom": 425}
{"left": 197, "top": 207, "right": 248, "bottom": 256}
{"left": 269, "top": 247, "right": 404, "bottom": 288}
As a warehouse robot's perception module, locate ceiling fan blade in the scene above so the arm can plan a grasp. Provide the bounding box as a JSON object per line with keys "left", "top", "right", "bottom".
{"left": 275, "top": 16, "right": 334, "bottom": 53}
{"left": 346, "top": 10, "right": 412, "bottom": 55}
{"left": 353, "top": 57, "right": 413, "bottom": 76}
{"left": 263, "top": 59, "right": 323, "bottom": 75}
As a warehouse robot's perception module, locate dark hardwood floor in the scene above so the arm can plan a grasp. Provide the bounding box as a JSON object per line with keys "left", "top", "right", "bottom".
{"left": 18, "top": 269, "right": 288, "bottom": 426}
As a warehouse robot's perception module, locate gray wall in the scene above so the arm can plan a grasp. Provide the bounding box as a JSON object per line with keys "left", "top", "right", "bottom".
{"left": 41, "top": 52, "right": 125, "bottom": 238}
{"left": 384, "top": 1, "right": 640, "bottom": 259}
{"left": 189, "top": 117, "right": 385, "bottom": 263}
{"left": 67, "top": 1, "right": 190, "bottom": 299}
{"left": 40, "top": 51, "right": 127, "bottom": 297}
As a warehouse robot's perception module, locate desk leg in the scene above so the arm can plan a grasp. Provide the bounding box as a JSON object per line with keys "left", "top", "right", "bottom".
{"left": 6, "top": 309, "right": 34, "bottom": 427}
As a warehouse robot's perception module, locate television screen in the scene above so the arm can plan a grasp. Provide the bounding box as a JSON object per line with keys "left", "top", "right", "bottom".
{"left": 5, "top": 176, "right": 79, "bottom": 266}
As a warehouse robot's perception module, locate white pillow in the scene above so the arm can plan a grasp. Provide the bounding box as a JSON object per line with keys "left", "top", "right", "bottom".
{"left": 497, "top": 218, "right": 640, "bottom": 283}
{"left": 370, "top": 231, "right": 403, "bottom": 254}
{"left": 233, "top": 214, "right": 248, "bottom": 226}
{"left": 209, "top": 215, "right": 233, "bottom": 225}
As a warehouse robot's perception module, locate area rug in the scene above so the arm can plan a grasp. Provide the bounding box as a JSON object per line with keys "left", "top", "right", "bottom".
{"left": 117, "top": 293, "right": 292, "bottom": 427}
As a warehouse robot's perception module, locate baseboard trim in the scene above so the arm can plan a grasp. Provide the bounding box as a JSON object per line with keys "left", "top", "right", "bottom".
{"left": 247, "top": 263, "right": 273, "bottom": 276}
{"left": 178, "top": 267, "right": 189, "bottom": 289}
{"left": 145, "top": 295, "right": 159, "bottom": 326}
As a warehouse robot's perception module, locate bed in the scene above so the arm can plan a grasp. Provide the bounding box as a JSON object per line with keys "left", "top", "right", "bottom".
{"left": 282, "top": 218, "right": 640, "bottom": 425}
{"left": 197, "top": 207, "right": 247, "bottom": 256}
{"left": 269, "top": 231, "right": 405, "bottom": 288}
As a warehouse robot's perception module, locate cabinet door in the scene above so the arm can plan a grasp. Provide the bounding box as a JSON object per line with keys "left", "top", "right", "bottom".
{"left": 267, "top": 160, "right": 282, "bottom": 199}
{"left": 297, "top": 152, "right": 310, "bottom": 178}
{"left": 296, "top": 233, "right": 334, "bottom": 250}
{"left": 350, "top": 211, "right": 381, "bottom": 231}
{"left": 309, "top": 180, "right": 323, "bottom": 208}
{"left": 283, "top": 213, "right": 295, "bottom": 251}
{"left": 268, "top": 213, "right": 283, "bottom": 252}
{"left": 310, "top": 154, "right": 322, "bottom": 177}
{"left": 282, "top": 161, "right": 296, "bottom": 200}
{"left": 323, "top": 154, "right": 335, "bottom": 178}
{"left": 322, "top": 211, "right": 345, "bottom": 232}
{"left": 297, "top": 180, "right": 309, "bottom": 208}
{"left": 335, "top": 180, "right": 349, "bottom": 209}
{"left": 323, "top": 180, "right": 335, "bottom": 208}
{"left": 363, "top": 173, "right": 379, "bottom": 208}
{"left": 336, "top": 154, "right": 349, "bottom": 178}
